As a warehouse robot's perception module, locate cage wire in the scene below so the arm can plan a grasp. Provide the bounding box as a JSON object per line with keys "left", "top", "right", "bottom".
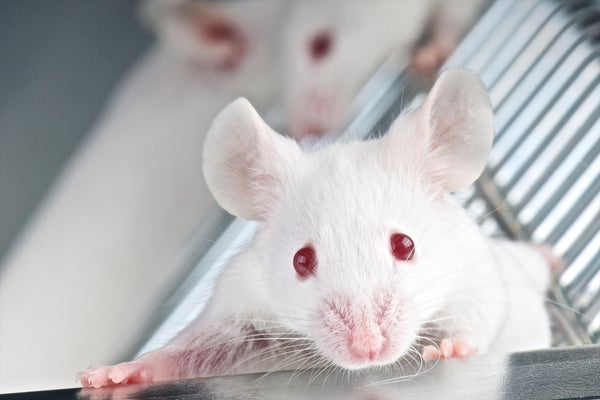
{"left": 442, "top": 0, "right": 599, "bottom": 345}
{"left": 140, "top": 0, "right": 600, "bottom": 355}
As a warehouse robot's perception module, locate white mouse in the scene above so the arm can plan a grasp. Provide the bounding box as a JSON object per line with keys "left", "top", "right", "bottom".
{"left": 0, "top": 0, "right": 285, "bottom": 391}
{"left": 142, "top": 0, "right": 285, "bottom": 74}
{"left": 282, "top": 0, "right": 486, "bottom": 140}
{"left": 78, "top": 69, "right": 554, "bottom": 388}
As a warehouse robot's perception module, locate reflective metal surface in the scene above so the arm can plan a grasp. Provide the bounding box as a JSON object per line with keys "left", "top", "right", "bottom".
{"left": 2, "top": 345, "right": 599, "bottom": 399}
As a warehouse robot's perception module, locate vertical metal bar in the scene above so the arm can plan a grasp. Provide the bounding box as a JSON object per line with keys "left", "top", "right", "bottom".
{"left": 472, "top": 168, "right": 594, "bottom": 346}
{"left": 484, "top": 3, "right": 564, "bottom": 92}
{"left": 489, "top": 50, "right": 600, "bottom": 174}
{"left": 458, "top": 0, "right": 541, "bottom": 72}
{"left": 493, "top": 11, "right": 599, "bottom": 114}
{"left": 563, "top": 218, "right": 600, "bottom": 266}
{"left": 497, "top": 81, "right": 600, "bottom": 193}
{"left": 512, "top": 109, "right": 600, "bottom": 212}
{"left": 445, "top": 0, "right": 520, "bottom": 67}
{"left": 529, "top": 175, "right": 599, "bottom": 241}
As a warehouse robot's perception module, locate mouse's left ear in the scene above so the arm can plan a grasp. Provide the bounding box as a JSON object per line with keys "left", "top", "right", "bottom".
{"left": 419, "top": 68, "right": 494, "bottom": 192}
{"left": 141, "top": 0, "right": 246, "bottom": 70}
{"left": 203, "top": 98, "right": 302, "bottom": 221}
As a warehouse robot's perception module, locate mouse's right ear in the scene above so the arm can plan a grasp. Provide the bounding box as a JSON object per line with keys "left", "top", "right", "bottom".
{"left": 203, "top": 98, "right": 302, "bottom": 221}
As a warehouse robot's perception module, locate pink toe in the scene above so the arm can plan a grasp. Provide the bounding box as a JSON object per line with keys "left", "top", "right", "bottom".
{"left": 532, "top": 244, "right": 566, "bottom": 273}
{"left": 138, "top": 368, "right": 152, "bottom": 382}
{"left": 440, "top": 338, "right": 454, "bottom": 359}
{"left": 89, "top": 372, "right": 108, "bottom": 388}
{"left": 453, "top": 339, "right": 477, "bottom": 357}
{"left": 422, "top": 346, "right": 440, "bottom": 360}
{"left": 423, "top": 339, "right": 478, "bottom": 361}
{"left": 78, "top": 367, "right": 108, "bottom": 388}
{"left": 109, "top": 363, "right": 132, "bottom": 384}
{"left": 108, "top": 362, "right": 152, "bottom": 385}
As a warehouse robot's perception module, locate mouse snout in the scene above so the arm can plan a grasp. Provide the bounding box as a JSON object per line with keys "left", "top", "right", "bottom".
{"left": 316, "top": 295, "right": 410, "bottom": 369}
{"left": 288, "top": 91, "right": 337, "bottom": 139}
{"left": 348, "top": 322, "right": 387, "bottom": 360}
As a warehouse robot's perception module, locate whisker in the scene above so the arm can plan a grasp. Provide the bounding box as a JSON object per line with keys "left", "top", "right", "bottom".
{"left": 544, "top": 298, "right": 592, "bottom": 321}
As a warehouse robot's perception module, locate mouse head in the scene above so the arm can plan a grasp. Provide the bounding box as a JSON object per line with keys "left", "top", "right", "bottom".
{"left": 141, "top": 0, "right": 283, "bottom": 71}
{"left": 203, "top": 69, "right": 493, "bottom": 369}
{"left": 283, "top": 0, "right": 434, "bottom": 139}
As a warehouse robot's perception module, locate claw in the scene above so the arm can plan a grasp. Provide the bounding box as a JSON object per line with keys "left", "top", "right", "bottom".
{"left": 422, "top": 338, "right": 477, "bottom": 360}
{"left": 78, "top": 362, "right": 152, "bottom": 388}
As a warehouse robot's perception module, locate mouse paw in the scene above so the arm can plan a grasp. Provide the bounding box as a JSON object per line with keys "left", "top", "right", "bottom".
{"left": 531, "top": 244, "right": 566, "bottom": 274}
{"left": 422, "top": 338, "right": 477, "bottom": 361}
{"left": 409, "top": 36, "right": 456, "bottom": 81}
{"left": 78, "top": 361, "right": 153, "bottom": 388}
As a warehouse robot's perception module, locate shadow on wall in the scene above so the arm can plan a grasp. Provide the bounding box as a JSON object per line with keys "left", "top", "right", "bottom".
{"left": 0, "top": 0, "right": 151, "bottom": 259}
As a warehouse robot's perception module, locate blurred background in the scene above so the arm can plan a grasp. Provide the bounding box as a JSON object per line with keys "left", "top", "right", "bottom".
{"left": 0, "top": 0, "right": 151, "bottom": 260}
{"left": 1, "top": 0, "right": 598, "bottom": 395}
{"left": 0, "top": 1, "right": 152, "bottom": 393}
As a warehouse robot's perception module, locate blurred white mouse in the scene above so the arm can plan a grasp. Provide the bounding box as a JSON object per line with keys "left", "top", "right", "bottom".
{"left": 283, "top": 0, "right": 486, "bottom": 140}
{"left": 0, "top": 0, "right": 285, "bottom": 392}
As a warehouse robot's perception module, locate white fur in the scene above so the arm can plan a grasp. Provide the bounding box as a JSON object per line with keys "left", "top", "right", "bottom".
{"left": 78, "top": 69, "right": 551, "bottom": 387}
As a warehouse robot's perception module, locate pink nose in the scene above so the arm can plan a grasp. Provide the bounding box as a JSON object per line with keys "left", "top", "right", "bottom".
{"left": 348, "top": 327, "right": 386, "bottom": 360}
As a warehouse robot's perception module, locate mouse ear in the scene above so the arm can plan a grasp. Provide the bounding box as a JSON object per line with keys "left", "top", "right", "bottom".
{"left": 418, "top": 68, "right": 493, "bottom": 192}
{"left": 141, "top": 0, "right": 246, "bottom": 70}
{"left": 203, "top": 98, "right": 301, "bottom": 221}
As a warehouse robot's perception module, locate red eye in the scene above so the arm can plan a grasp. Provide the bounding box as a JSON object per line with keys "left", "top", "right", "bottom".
{"left": 205, "top": 21, "right": 237, "bottom": 42}
{"left": 390, "top": 233, "right": 415, "bottom": 261}
{"left": 293, "top": 246, "right": 317, "bottom": 279}
{"left": 309, "top": 31, "right": 333, "bottom": 62}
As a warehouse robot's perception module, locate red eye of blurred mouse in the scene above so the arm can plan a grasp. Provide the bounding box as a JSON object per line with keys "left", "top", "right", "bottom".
{"left": 293, "top": 246, "right": 317, "bottom": 278}
{"left": 390, "top": 233, "right": 415, "bottom": 261}
{"left": 204, "top": 21, "right": 237, "bottom": 42}
{"left": 309, "top": 31, "right": 333, "bottom": 61}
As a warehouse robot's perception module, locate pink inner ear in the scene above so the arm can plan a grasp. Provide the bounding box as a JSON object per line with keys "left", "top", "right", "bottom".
{"left": 409, "top": 35, "right": 457, "bottom": 82}
{"left": 250, "top": 170, "right": 279, "bottom": 219}
{"left": 429, "top": 113, "right": 465, "bottom": 151}
{"left": 188, "top": 9, "right": 247, "bottom": 70}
